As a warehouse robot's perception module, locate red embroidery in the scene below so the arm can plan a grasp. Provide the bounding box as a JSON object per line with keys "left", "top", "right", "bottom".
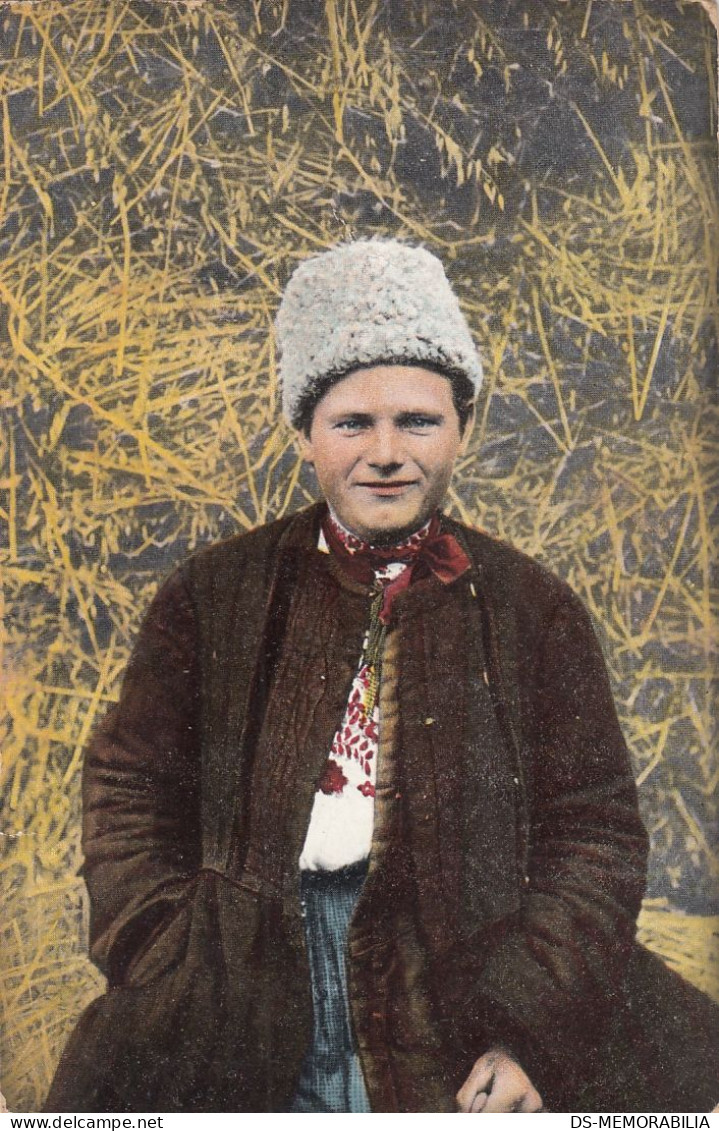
{"left": 318, "top": 758, "right": 348, "bottom": 795}
{"left": 327, "top": 513, "right": 430, "bottom": 557}
{"left": 314, "top": 658, "right": 378, "bottom": 803}
{"left": 313, "top": 519, "right": 431, "bottom": 810}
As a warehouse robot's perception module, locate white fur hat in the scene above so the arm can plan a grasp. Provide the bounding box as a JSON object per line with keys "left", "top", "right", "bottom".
{"left": 275, "top": 238, "right": 483, "bottom": 427}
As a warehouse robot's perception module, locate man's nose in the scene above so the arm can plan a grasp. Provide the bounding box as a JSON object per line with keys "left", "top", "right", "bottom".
{"left": 365, "top": 425, "right": 404, "bottom": 471}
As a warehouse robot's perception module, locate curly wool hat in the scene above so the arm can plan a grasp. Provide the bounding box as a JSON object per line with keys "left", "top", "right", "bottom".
{"left": 275, "top": 238, "right": 483, "bottom": 427}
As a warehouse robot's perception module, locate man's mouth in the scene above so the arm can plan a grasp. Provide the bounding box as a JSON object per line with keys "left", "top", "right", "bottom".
{"left": 356, "top": 481, "right": 416, "bottom": 496}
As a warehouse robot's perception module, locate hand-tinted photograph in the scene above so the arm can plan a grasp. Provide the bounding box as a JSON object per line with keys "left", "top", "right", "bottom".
{"left": 1, "top": 0, "right": 717, "bottom": 1114}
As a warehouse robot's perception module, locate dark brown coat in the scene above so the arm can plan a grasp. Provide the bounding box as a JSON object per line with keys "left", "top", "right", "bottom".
{"left": 46, "top": 505, "right": 719, "bottom": 1112}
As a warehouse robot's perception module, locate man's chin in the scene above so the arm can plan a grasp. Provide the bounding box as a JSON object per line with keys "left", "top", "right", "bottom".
{"left": 362, "top": 524, "right": 423, "bottom": 547}
{"left": 344, "top": 510, "right": 433, "bottom": 547}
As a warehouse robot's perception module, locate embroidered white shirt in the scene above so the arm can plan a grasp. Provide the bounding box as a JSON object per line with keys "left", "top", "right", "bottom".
{"left": 298, "top": 529, "right": 407, "bottom": 872}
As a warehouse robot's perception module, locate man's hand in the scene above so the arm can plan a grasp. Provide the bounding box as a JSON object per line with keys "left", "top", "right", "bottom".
{"left": 456, "top": 1048, "right": 544, "bottom": 1113}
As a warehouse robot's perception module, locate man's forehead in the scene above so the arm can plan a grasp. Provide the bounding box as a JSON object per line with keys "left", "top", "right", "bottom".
{"left": 314, "top": 364, "right": 457, "bottom": 413}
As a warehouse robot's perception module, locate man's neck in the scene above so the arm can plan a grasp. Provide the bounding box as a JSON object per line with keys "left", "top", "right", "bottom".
{"left": 326, "top": 506, "right": 435, "bottom": 551}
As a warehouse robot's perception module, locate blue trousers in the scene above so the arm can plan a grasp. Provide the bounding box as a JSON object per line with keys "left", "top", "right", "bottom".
{"left": 290, "top": 863, "right": 372, "bottom": 1113}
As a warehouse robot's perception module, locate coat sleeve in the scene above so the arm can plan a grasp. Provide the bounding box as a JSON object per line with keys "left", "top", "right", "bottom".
{"left": 465, "top": 585, "right": 650, "bottom": 1098}
{"left": 81, "top": 567, "right": 203, "bottom": 985}
{"left": 49, "top": 565, "right": 296, "bottom": 1113}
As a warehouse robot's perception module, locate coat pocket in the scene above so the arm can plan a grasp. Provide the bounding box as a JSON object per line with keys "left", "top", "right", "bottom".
{"left": 46, "top": 869, "right": 266, "bottom": 1112}
{"left": 124, "top": 868, "right": 261, "bottom": 988}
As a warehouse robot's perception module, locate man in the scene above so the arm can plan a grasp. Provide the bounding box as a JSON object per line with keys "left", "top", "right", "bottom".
{"left": 47, "top": 240, "right": 718, "bottom": 1113}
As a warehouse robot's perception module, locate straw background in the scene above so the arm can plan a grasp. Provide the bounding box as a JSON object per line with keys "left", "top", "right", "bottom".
{"left": 1, "top": 0, "right": 718, "bottom": 1111}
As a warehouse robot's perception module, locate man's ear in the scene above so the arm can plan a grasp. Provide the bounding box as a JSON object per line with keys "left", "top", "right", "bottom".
{"left": 297, "top": 428, "right": 314, "bottom": 463}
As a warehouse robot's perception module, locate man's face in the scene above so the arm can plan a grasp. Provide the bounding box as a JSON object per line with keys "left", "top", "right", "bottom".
{"left": 299, "top": 365, "right": 471, "bottom": 544}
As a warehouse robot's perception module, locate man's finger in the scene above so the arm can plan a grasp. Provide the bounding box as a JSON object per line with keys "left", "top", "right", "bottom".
{"left": 482, "top": 1078, "right": 525, "bottom": 1114}
{"left": 517, "top": 1086, "right": 544, "bottom": 1113}
{"left": 458, "top": 1049, "right": 544, "bottom": 1114}
{"left": 456, "top": 1052, "right": 496, "bottom": 1111}
{"left": 469, "top": 1090, "right": 488, "bottom": 1114}
{"left": 482, "top": 1070, "right": 541, "bottom": 1114}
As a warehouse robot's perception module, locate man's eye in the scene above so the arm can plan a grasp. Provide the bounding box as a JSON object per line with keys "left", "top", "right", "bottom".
{"left": 403, "top": 416, "right": 437, "bottom": 430}
{"left": 334, "top": 419, "right": 366, "bottom": 432}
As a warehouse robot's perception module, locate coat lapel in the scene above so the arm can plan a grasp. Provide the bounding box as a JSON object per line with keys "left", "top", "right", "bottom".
{"left": 187, "top": 506, "right": 329, "bottom": 874}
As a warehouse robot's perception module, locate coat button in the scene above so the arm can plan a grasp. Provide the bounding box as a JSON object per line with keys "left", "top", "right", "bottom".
{"left": 424, "top": 717, "right": 435, "bottom": 726}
